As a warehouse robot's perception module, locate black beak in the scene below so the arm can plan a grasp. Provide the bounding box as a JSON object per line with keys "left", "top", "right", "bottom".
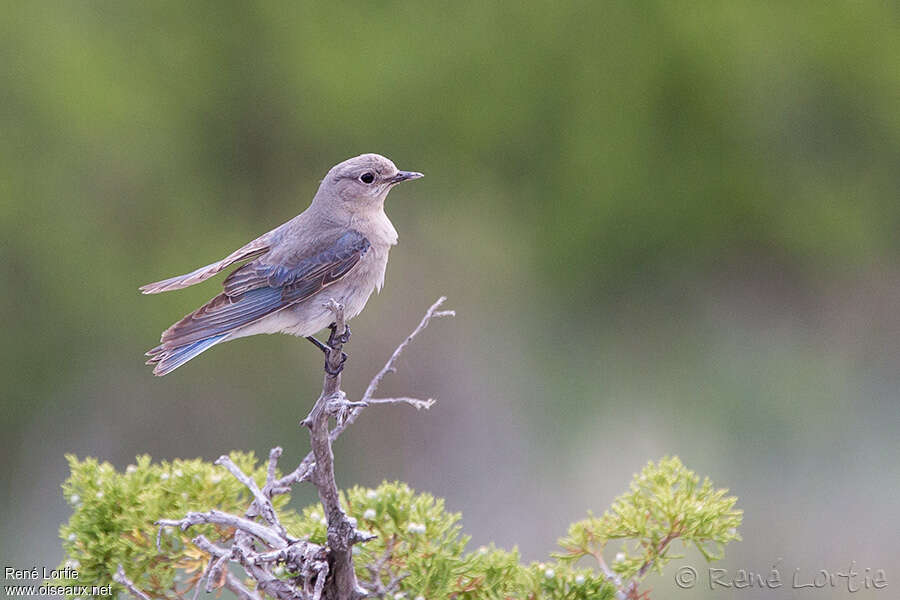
{"left": 391, "top": 170, "right": 424, "bottom": 184}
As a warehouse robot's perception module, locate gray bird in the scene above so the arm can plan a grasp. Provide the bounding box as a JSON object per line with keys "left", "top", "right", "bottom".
{"left": 142, "top": 153, "right": 422, "bottom": 376}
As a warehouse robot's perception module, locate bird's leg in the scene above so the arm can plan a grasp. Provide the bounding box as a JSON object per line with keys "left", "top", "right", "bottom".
{"left": 326, "top": 322, "right": 351, "bottom": 347}
{"left": 306, "top": 336, "right": 330, "bottom": 355}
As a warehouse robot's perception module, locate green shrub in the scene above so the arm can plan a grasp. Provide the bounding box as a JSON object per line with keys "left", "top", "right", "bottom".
{"left": 56, "top": 455, "right": 740, "bottom": 599}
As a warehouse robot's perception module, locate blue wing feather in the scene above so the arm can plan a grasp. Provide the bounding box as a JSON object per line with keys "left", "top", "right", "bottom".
{"left": 152, "top": 230, "right": 370, "bottom": 352}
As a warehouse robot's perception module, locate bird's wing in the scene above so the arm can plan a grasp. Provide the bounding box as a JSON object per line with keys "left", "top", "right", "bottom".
{"left": 157, "top": 230, "right": 370, "bottom": 348}
{"left": 140, "top": 236, "right": 271, "bottom": 294}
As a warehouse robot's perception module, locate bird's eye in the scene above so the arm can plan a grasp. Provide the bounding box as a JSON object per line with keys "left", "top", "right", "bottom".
{"left": 359, "top": 172, "right": 375, "bottom": 184}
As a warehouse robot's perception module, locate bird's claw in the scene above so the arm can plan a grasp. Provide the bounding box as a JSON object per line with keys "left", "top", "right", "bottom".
{"left": 327, "top": 322, "right": 351, "bottom": 347}
{"left": 324, "top": 352, "right": 348, "bottom": 377}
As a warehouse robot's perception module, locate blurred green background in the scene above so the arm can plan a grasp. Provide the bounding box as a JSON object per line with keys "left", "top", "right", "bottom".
{"left": 2, "top": 2, "right": 899, "bottom": 598}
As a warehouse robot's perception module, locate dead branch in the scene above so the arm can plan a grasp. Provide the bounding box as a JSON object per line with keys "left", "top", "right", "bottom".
{"left": 114, "top": 565, "right": 152, "bottom": 600}
{"left": 139, "top": 297, "right": 454, "bottom": 600}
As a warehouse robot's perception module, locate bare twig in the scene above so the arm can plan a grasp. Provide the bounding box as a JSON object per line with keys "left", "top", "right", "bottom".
{"left": 215, "top": 454, "right": 289, "bottom": 539}
{"left": 191, "top": 534, "right": 230, "bottom": 559}
{"left": 360, "top": 536, "right": 409, "bottom": 597}
{"left": 114, "top": 565, "right": 152, "bottom": 600}
{"left": 232, "top": 532, "right": 306, "bottom": 599}
{"left": 589, "top": 550, "right": 627, "bottom": 600}
{"left": 191, "top": 535, "right": 231, "bottom": 594}
{"left": 225, "top": 571, "right": 263, "bottom": 600}
{"left": 206, "top": 554, "right": 230, "bottom": 592}
{"left": 625, "top": 527, "right": 682, "bottom": 599}
{"left": 364, "top": 397, "right": 435, "bottom": 409}
{"left": 157, "top": 510, "right": 287, "bottom": 549}
{"left": 265, "top": 447, "right": 282, "bottom": 488}
{"left": 362, "top": 296, "right": 454, "bottom": 402}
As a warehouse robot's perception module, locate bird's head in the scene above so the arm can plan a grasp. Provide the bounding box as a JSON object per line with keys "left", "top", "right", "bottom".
{"left": 318, "top": 153, "right": 423, "bottom": 209}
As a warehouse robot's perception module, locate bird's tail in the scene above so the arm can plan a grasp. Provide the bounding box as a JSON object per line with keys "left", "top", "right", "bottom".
{"left": 145, "top": 334, "right": 228, "bottom": 376}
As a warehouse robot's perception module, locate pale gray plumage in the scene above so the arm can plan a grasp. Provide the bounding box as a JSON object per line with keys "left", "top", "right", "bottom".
{"left": 142, "top": 153, "right": 422, "bottom": 376}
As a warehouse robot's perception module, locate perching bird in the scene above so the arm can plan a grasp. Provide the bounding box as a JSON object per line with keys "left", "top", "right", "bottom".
{"left": 142, "top": 153, "right": 423, "bottom": 376}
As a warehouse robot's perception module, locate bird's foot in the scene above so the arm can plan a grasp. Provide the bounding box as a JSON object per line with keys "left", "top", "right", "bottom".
{"left": 327, "top": 322, "right": 351, "bottom": 347}
{"left": 324, "top": 352, "right": 348, "bottom": 377}
{"left": 308, "top": 334, "right": 348, "bottom": 376}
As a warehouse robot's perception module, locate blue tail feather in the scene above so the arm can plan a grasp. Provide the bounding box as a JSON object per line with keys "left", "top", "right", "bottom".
{"left": 147, "top": 334, "right": 227, "bottom": 376}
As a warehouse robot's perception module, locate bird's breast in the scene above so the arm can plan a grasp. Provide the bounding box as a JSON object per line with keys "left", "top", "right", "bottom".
{"left": 352, "top": 209, "right": 398, "bottom": 247}
{"left": 360, "top": 241, "right": 391, "bottom": 293}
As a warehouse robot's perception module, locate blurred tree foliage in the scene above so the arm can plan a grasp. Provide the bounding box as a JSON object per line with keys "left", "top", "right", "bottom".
{"left": 2, "top": 0, "right": 898, "bottom": 469}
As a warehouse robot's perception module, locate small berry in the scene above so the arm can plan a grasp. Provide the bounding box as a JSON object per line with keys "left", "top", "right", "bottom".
{"left": 406, "top": 522, "right": 426, "bottom": 534}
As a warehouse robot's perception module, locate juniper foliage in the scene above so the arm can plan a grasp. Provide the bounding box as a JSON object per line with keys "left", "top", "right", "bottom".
{"left": 56, "top": 454, "right": 740, "bottom": 599}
